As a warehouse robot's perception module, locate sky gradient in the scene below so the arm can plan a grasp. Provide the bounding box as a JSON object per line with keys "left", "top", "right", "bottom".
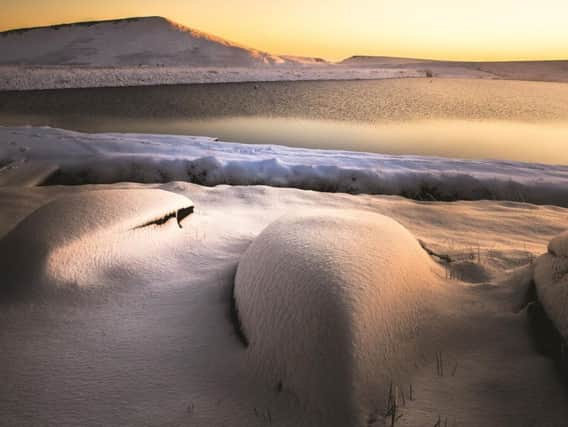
{"left": 1, "top": 0, "right": 567, "bottom": 61}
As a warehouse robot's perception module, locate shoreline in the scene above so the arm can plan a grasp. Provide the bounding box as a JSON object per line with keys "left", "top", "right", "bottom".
{"left": 0, "top": 65, "right": 424, "bottom": 91}
{"left": 2, "top": 64, "right": 567, "bottom": 92}
{"left": 2, "top": 125, "right": 568, "bottom": 206}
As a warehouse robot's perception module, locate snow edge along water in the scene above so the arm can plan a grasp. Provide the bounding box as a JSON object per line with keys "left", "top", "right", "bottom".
{"left": 1, "top": 126, "right": 567, "bottom": 206}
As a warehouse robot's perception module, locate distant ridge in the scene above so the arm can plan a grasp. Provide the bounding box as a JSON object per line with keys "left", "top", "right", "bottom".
{"left": 341, "top": 55, "right": 568, "bottom": 65}
{"left": 0, "top": 16, "right": 326, "bottom": 67}
{"left": 340, "top": 55, "right": 568, "bottom": 82}
{"left": 0, "top": 16, "right": 566, "bottom": 82}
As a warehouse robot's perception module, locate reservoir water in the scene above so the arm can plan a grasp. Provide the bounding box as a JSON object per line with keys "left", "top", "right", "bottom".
{"left": 1, "top": 78, "right": 568, "bottom": 165}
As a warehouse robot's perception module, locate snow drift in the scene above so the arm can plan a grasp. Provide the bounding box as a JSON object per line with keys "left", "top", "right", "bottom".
{"left": 534, "top": 231, "right": 568, "bottom": 340}
{"left": 0, "top": 189, "right": 194, "bottom": 294}
{"left": 0, "top": 17, "right": 317, "bottom": 67}
{"left": 2, "top": 126, "right": 568, "bottom": 207}
{"left": 234, "top": 210, "right": 446, "bottom": 425}
{"left": 1, "top": 183, "right": 568, "bottom": 426}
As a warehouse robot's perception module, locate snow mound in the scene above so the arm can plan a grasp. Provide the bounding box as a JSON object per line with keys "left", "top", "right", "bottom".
{"left": 0, "top": 189, "right": 193, "bottom": 294}
{"left": 534, "top": 231, "right": 568, "bottom": 339}
{"left": 548, "top": 231, "right": 568, "bottom": 257}
{"left": 234, "top": 210, "right": 444, "bottom": 425}
{"left": 0, "top": 16, "right": 307, "bottom": 67}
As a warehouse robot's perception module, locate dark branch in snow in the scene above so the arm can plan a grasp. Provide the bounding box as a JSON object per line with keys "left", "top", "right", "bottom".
{"left": 133, "top": 205, "right": 194, "bottom": 230}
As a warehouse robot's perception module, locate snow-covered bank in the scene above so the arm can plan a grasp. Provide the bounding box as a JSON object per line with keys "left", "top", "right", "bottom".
{"left": 0, "top": 65, "right": 423, "bottom": 91}
{"left": 1, "top": 182, "right": 567, "bottom": 426}
{"left": 1, "top": 126, "right": 567, "bottom": 206}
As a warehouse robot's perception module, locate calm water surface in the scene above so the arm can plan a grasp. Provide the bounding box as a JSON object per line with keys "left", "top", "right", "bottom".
{"left": 1, "top": 78, "right": 568, "bottom": 165}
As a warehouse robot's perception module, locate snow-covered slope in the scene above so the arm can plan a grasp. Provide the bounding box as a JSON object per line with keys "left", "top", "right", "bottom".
{"left": 0, "top": 16, "right": 316, "bottom": 67}
{"left": 340, "top": 56, "right": 568, "bottom": 82}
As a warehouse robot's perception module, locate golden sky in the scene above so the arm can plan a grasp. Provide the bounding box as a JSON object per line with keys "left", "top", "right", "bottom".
{"left": 1, "top": 0, "right": 567, "bottom": 61}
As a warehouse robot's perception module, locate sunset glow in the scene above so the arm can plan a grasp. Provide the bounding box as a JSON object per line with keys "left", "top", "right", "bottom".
{"left": 1, "top": 0, "right": 567, "bottom": 61}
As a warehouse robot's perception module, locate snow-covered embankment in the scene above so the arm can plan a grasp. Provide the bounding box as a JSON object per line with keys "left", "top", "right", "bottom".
{"left": 1, "top": 126, "right": 567, "bottom": 206}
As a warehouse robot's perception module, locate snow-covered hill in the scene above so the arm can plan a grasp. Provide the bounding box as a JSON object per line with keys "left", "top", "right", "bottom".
{"left": 340, "top": 56, "right": 568, "bottom": 82}
{"left": 0, "top": 16, "right": 323, "bottom": 67}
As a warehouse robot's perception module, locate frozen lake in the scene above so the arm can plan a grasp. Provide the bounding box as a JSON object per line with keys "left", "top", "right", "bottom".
{"left": 1, "top": 78, "right": 568, "bottom": 165}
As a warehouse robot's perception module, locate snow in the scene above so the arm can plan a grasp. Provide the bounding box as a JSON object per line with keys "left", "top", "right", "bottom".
{"left": 0, "top": 17, "right": 420, "bottom": 91}
{"left": 0, "top": 17, "right": 302, "bottom": 67}
{"left": 340, "top": 56, "right": 568, "bottom": 82}
{"left": 1, "top": 14, "right": 567, "bottom": 426}
{"left": 0, "top": 17, "right": 566, "bottom": 91}
{"left": 1, "top": 181, "right": 567, "bottom": 426}
{"left": 548, "top": 231, "right": 568, "bottom": 257}
{"left": 3, "top": 59, "right": 566, "bottom": 91}
{"left": 2, "top": 126, "right": 567, "bottom": 206}
{"left": 0, "top": 126, "right": 567, "bottom": 425}
{"left": 533, "top": 231, "right": 568, "bottom": 340}
{"left": 0, "top": 189, "right": 194, "bottom": 294}
{"left": 0, "top": 65, "right": 422, "bottom": 90}
{"left": 235, "top": 210, "right": 448, "bottom": 425}
{"left": 0, "top": 16, "right": 422, "bottom": 91}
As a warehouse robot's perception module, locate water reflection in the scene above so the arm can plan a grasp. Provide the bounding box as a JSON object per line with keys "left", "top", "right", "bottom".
{"left": 3, "top": 113, "right": 567, "bottom": 165}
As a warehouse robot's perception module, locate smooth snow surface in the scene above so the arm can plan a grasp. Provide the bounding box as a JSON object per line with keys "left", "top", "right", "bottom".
{"left": 2, "top": 126, "right": 568, "bottom": 206}
{"left": 534, "top": 231, "right": 568, "bottom": 339}
{"left": 235, "top": 211, "right": 446, "bottom": 425}
{"left": 340, "top": 56, "right": 568, "bottom": 82}
{"left": 1, "top": 127, "right": 567, "bottom": 425}
{"left": 0, "top": 189, "right": 194, "bottom": 293}
{"left": 1, "top": 182, "right": 568, "bottom": 426}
